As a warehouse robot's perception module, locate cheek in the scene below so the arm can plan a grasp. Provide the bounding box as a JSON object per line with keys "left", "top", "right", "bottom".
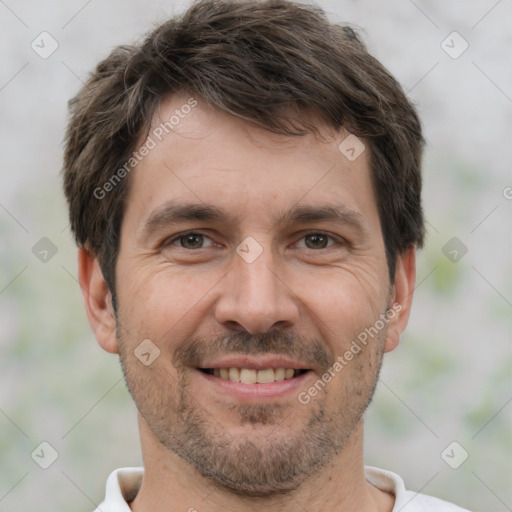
{"left": 295, "top": 264, "right": 388, "bottom": 348}
{"left": 119, "top": 335, "right": 187, "bottom": 439}
{"left": 116, "top": 262, "right": 223, "bottom": 344}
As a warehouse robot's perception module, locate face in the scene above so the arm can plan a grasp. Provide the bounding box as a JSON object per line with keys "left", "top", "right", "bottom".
{"left": 82, "top": 94, "right": 414, "bottom": 497}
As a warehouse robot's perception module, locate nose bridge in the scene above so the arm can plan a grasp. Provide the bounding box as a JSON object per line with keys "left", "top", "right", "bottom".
{"left": 214, "top": 238, "right": 299, "bottom": 334}
{"left": 238, "top": 247, "right": 279, "bottom": 303}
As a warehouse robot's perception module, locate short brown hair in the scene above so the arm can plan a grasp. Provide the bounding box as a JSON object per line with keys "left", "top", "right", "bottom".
{"left": 62, "top": 0, "right": 425, "bottom": 305}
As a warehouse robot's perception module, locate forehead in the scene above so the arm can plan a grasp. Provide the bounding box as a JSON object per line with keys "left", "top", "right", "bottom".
{"left": 123, "top": 94, "right": 379, "bottom": 234}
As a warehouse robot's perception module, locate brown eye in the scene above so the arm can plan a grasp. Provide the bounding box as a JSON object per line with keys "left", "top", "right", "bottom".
{"left": 179, "top": 233, "right": 205, "bottom": 249}
{"left": 164, "top": 231, "right": 214, "bottom": 250}
{"left": 303, "top": 233, "right": 332, "bottom": 249}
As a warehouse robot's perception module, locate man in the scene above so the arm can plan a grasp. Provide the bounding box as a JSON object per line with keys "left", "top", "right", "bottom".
{"left": 62, "top": 0, "right": 470, "bottom": 510}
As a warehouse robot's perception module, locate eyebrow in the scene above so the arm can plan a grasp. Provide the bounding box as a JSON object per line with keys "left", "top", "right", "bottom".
{"left": 141, "top": 201, "right": 367, "bottom": 241}
{"left": 141, "top": 203, "right": 234, "bottom": 239}
{"left": 283, "top": 204, "right": 366, "bottom": 229}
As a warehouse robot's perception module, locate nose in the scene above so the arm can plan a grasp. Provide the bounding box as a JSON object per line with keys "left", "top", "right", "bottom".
{"left": 214, "top": 245, "right": 300, "bottom": 334}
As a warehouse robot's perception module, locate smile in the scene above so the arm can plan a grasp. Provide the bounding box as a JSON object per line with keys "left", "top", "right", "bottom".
{"left": 199, "top": 367, "right": 309, "bottom": 383}
{"left": 195, "top": 365, "right": 314, "bottom": 400}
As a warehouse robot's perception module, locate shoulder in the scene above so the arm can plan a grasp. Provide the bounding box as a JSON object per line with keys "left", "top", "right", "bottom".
{"left": 364, "top": 466, "right": 472, "bottom": 512}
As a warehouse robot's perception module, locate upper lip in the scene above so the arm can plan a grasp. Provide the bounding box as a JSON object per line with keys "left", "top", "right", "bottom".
{"left": 197, "top": 355, "right": 312, "bottom": 371}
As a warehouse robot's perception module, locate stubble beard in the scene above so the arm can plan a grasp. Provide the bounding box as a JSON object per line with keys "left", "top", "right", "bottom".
{"left": 117, "top": 327, "right": 386, "bottom": 497}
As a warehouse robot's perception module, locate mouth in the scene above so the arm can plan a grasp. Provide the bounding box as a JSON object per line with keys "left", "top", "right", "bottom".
{"left": 193, "top": 357, "right": 315, "bottom": 400}
{"left": 198, "top": 367, "right": 310, "bottom": 383}
{"left": 191, "top": 354, "right": 317, "bottom": 400}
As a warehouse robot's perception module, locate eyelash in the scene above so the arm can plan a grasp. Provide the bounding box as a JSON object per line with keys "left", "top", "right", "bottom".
{"left": 163, "top": 230, "right": 344, "bottom": 250}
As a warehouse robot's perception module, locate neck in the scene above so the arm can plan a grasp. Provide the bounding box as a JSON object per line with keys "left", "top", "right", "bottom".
{"left": 130, "top": 415, "right": 394, "bottom": 512}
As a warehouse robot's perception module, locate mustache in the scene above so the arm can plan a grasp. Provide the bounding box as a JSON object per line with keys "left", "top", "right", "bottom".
{"left": 174, "top": 330, "right": 332, "bottom": 371}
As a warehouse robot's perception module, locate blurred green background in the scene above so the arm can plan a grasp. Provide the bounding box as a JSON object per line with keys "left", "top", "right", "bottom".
{"left": 0, "top": 1, "right": 510, "bottom": 511}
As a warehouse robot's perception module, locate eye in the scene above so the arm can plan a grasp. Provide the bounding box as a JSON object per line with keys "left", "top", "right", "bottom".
{"left": 165, "top": 231, "right": 214, "bottom": 250}
{"left": 295, "top": 232, "right": 338, "bottom": 250}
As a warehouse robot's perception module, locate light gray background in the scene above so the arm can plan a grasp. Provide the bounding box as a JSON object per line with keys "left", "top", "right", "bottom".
{"left": 0, "top": 1, "right": 511, "bottom": 511}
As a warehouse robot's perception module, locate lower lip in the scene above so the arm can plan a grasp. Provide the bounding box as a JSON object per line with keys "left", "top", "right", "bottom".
{"left": 195, "top": 369, "right": 313, "bottom": 400}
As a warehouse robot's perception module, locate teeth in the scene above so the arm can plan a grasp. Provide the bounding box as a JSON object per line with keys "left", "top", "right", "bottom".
{"left": 274, "top": 368, "right": 285, "bottom": 381}
{"left": 240, "top": 368, "right": 257, "bottom": 384}
{"left": 229, "top": 367, "right": 240, "bottom": 382}
{"left": 211, "top": 367, "right": 303, "bottom": 383}
{"left": 256, "top": 368, "right": 275, "bottom": 383}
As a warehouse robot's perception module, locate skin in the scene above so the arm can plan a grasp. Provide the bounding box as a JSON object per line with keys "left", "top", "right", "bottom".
{"left": 79, "top": 94, "right": 416, "bottom": 512}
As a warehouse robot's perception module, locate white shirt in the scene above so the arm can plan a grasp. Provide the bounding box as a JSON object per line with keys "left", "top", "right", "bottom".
{"left": 93, "top": 466, "right": 471, "bottom": 511}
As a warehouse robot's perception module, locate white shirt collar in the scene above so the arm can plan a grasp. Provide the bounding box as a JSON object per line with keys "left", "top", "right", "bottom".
{"left": 93, "top": 466, "right": 470, "bottom": 512}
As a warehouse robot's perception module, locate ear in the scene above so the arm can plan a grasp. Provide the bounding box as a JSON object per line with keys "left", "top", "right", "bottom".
{"left": 384, "top": 247, "right": 416, "bottom": 353}
{"left": 77, "top": 247, "right": 118, "bottom": 354}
